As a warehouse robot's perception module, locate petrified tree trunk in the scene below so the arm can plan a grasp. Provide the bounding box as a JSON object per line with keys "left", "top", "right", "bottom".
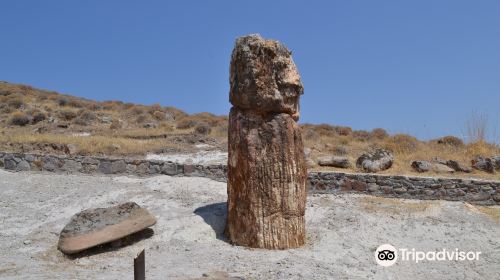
{"left": 226, "top": 34, "right": 307, "bottom": 249}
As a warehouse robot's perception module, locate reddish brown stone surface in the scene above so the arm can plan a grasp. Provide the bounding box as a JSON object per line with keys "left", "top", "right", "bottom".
{"left": 57, "top": 202, "right": 156, "bottom": 254}
{"left": 226, "top": 34, "right": 307, "bottom": 249}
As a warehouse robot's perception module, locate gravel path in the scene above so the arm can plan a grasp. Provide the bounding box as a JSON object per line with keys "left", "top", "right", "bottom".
{"left": 0, "top": 170, "right": 498, "bottom": 279}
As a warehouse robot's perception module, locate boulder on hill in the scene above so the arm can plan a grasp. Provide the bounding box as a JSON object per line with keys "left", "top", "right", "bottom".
{"left": 317, "top": 156, "right": 351, "bottom": 168}
{"left": 472, "top": 157, "right": 496, "bottom": 173}
{"left": 445, "top": 160, "right": 472, "bottom": 173}
{"left": 356, "top": 149, "right": 393, "bottom": 173}
{"left": 432, "top": 163, "right": 455, "bottom": 173}
{"left": 491, "top": 156, "right": 500, "bottom": 171}
{"left": 412, "top": 159, "right": 471, "bottom": 173}
{"left": 411, "top": 160, "right": 432, "bottom": 173}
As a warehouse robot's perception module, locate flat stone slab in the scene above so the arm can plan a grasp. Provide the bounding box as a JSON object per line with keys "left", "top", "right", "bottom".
{"left": 58, "top": 202, "right": 156, "bottom": 254}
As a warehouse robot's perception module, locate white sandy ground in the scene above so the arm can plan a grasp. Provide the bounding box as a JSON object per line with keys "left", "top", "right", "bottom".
{"left": 146, "top": 150, "right": 228, "bottom": 165}
{"left": 0, "top": 170, "right": 499, "bottom": 280}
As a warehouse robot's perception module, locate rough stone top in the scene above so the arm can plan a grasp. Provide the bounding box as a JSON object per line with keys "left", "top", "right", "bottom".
{"left": 59, "top": 202, "right": 152, "bottom": 238}
{"left": 229, "top": 34, "right": 304, "bottom": 120}
{"left": 57, "top": 202, "right": 157, "bottom": 254}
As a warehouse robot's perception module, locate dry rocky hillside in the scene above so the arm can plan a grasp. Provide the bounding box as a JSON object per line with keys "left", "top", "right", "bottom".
{"left": 1, "top": 81, "right": 499, "bottom": 180}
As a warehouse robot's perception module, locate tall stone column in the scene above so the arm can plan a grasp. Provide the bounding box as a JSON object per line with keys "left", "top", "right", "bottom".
{"left": 226, "top": 34, "right": 307, "bottom": 249}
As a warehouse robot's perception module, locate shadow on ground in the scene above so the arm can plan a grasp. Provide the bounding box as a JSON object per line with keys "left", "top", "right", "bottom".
{"left": 65, "top": 228, "right": 155, "bottom": 259}
{"left": 194, "top": 202, "right": 229, "bottom": 242}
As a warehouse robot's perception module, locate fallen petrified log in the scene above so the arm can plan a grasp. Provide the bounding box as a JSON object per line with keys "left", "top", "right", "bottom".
{"left": 58, "top": 202, "right": 156, "bottom": 254}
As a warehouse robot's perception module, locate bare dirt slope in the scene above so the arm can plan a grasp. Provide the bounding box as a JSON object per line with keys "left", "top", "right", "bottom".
{"left": 0, "top": 170, "right": 499, "bottom": 279}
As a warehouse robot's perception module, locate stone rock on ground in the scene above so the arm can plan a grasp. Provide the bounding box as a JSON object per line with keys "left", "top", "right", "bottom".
{"left": 432, "top": 157, "right": 447, "bottom": 165}
{"left": 472, "top": 157, "right": 495, "bottom": 173}
{"left": 490, "top": 156, "right": 500, "bottom": 171}
{"left": 226, "top": 34, "right": 307, "bottom": 249}
{"left": 317, "top": 156, "right": 351, "bottom": 168}
{"left": 432, "top": 163, "right": 455, "bottom": 173}
{"left": 15, "top": 160, "right": 31, "bottom": 171}
{"left": 411, "top": 160, "right": 432, "bottom": 172}
{"left": 445, "top": 160, "right": 472, "bottom": 173}
{"left": 98, "top": 160, "right": 127, "bottom": 174}
{"left": 3, "top": 155, "right": 31, "bottom": 171}
{"left": 66, "top": 144, "right": 78, "bottom": 155}
{"left": 42, "top": 155, "right": 63, "bottom": 171}
{"left": 411, "top": 160, "right": 455, "bottom": 173}
{"left": 57, "top": 202, "right": 156, "bottom": 254}
{"left": 356, "top": 149, "right": 394, "bottom": 173}
{"left": 3, "top": 154, "right": 18, "bottom": 170}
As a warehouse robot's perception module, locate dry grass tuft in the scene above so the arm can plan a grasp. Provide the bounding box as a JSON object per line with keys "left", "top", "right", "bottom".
{"left": 370, "top": 128, "right": 388, "bottom": 140}
{"left": 8, "top": 112, "right": 30, "bottom": 126}
{"left": 436, "top": 135, "right": 464, "bottom": 147}
{"left": 465, "top": 141, "right": 498, "bottom": 158}
{"left": 383, "top": 134, "right": 420, "bottom": 154}
{"left": 0, "top": 130, "right": 180, "bottom": 156}
{"left": 58, "top": 110, "right": 77, "bottom": 121}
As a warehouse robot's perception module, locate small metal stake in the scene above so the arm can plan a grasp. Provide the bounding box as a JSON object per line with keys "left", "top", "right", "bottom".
{"left": 134, "top": 249, "right": 145, "bottom": 280}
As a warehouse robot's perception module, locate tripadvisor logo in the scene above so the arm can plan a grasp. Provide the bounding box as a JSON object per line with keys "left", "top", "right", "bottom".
{"left": 375, "top": 244, "right": 481, "bottom": 267}
{"left": 375, "top": 244, "right": 397, "bottom": 266}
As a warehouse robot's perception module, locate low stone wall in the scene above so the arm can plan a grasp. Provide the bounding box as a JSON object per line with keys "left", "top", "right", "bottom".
{"left": 308, "top": 172, "right": 499, "bottom": 205}
{"left": 1, "top": 152, "right": 499, "bottom": 205}
{"left": 0, "top": 152, "right": 227, "bottom": 182}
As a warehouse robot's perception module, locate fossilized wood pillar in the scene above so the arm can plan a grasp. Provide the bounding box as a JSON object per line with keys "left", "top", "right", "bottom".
{"left": 226, "top": 34, "right": 307, "bottom": 249}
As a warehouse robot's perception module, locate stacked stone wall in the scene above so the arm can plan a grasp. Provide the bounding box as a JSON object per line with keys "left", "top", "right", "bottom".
{"left": 1, "top": 152, "right": 498, "bottom": 205}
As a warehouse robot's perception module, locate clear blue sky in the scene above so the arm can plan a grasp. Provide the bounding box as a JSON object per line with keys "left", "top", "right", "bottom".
{"left": 1, "top": 1, "right": 499, "bottom": 141}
